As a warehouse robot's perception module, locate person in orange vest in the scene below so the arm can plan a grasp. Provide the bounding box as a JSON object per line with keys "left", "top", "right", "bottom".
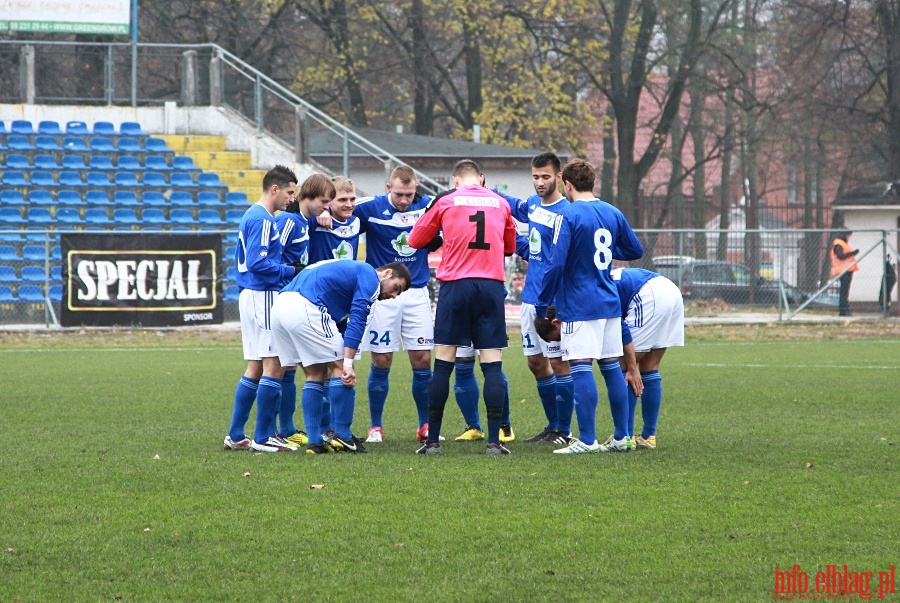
{"left": 830, "top": 230, "right": 859, "bottom": 316}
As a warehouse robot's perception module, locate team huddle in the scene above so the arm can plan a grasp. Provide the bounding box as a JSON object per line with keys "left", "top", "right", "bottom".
{"left": 223, "top": 153, "right": 684, "bottom": 456}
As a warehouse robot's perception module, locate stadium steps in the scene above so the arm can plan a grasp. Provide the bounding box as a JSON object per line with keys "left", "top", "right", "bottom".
{"left": 159, "top": 135, "right": 259, "bottom": 202}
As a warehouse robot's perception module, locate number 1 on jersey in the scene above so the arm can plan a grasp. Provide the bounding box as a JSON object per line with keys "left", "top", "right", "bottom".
{"left": 468, "top": 210, "right": 491, "bottom": 250}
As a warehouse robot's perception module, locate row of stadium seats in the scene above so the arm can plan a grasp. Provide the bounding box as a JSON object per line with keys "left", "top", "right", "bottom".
{"left": 0, "top": 206, "right": 245, "bottom": 226}
{"left": 0, "top": 136, "right": 171, "bottom": 153}
{"left": 0, "top": 190, "right": 247, "bottom": 207}
{"left": 1, "top": 153, "right": 199, "bottom": 171}
{"left": 0, "top": 170, "right": 225, "bottom": 188}
{"left": 0, "top": 227, "right": 240, "bottom": 244}
{"left": 0, "top": 120, "right": 146, "bottom": 136}
{"left": 0, "top": 244, "right": 61, "bottom": 262}
{"left": 0, "top": 284, "right": 61, "bottom": 303}
{"left": 0, "top": 265, "right": 62, "bottom": 282}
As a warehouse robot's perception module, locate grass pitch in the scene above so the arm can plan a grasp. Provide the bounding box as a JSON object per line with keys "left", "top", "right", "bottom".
{"left": 0, "top": 326, "right": 897, "bottom": 602}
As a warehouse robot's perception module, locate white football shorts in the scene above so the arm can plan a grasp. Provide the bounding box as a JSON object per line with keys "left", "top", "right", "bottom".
{"left": 626, "top": 276, "right": 685, "bottom": 352}
{"left": 561, "top": 317, "right": 623, "bottom": 361}
{"left": 520, "top": 303, "right": 563, "bottom": 358}
{"left": 360, "top": 286, "right": 434, "bottom": 353}
{"left": 270, "top": 291, "right": 344, "bottom": 367}
{"left": 239, "top": 288, "right": 279, "bottom": 360}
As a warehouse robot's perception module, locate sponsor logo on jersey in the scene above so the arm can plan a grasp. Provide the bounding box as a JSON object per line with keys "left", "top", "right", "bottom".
{"left": 391, "top": 231, "right": 416, "bottom": 257}
{"left": 332, "top": 240, "right": 353, "bottom": 260}
{"left": 528, "top": 227, "right": 541, "bottom": 256}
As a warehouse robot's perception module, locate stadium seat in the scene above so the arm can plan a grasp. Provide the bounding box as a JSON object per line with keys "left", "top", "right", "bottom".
{"left": 93, "top": 121, "right": 116, "bottom": 135}
{"left": 141, "top": 226, "right": 164, "bottom": 232}
{"left": 51, "top": 265, "right": 62, "bottom": 281}
{"left": 223, "top": 245, "right": 236, "bottom": 258}
{"left": 117, "top": 137, "right": 143, "bottom": 153}
{"left": 62, "top": 136, "right": 88, "bottom": 151}
{"left": 225, "top": 266, "right": 236, "bottom": 282}
{"left": 170, "top": 191, "right": 194, "bottom": 206}
{"left": 170, "top": 172, "right": 197, "bottom": 188}
{"left": 0, "top": 207, "right": 26, "bottom": 224}
{"left": 10, "top": 120, "right": 34, "bottom": 134}
{"left": 197, "top": 173, "right": 227, "bottom": 188}
{"left": 54, "top": 227, "right": 76, "bottom": 239}
{"left": 197, "top": 191, "right": 222, "bottom": 206}
{"left": 84, "top": 208, "right": 113, "bottom": 225}
{"left": 6, "top": 135, "right": 32, "bottom": 151}
{"left": 66, "top": 121, "right": 89, "bottom": 134}
{"left": 0, "top": 266, "right": 20, "bottom": 282}
{"left": 28, "top": 191, "right": 54, "bottom": 206}
{"left": 57, "top": 190, "right": 84, "bottom": 206}
{"left": 169, "top": 209, "right": 197, "bottom": 225}
{"left": 0, "top": 245, "right": 23, "bottom": 261}
{"left": 89, "top": 155, "right": 115, "bottom": 170}
{"left": 18, "top": 285, "right": 45, "bottom": 302}
{"left": 30, "top": 171, "right": 56, "bottom": 187}
{"left": 114, "top": 208, "right": 140, "bottom": 225}
{"left": 22, "top": 245, "right": 48, "bottom": 262}
{"left": 0, "top": 190, "right": 25, "bottom": 206}
{"left": 37, "top": 120, "right": 62, "bottom": 134}
{"left": 21, "top": 265, "right": 46, "bottom": 282}
{"left": 35, "top": 136, "right": 61, "bottom": 151}
{"left": 1, "top": 171, "right": 28, "bottom": 186}
{"left": 141, "top": 191, "right": 166, "bottom": 206}
{"left": 172, "top": 156, "right": 200, "bottom": 171}
{"left": 113, "top": 191, "right": 139, "bottom": 206}
{"left": 144, "top": 155, "right": 171, "bottom": 171}
{"left": 26, "top": 208, "right": 54, "bottom": 225}
{"left": 4, "top": 154, "right": 30, "bottom": 169}
{"left": 0, "top": 227, "right": 25, "bottom": 243}
{"left": 56, "top": 207, "right": 85, "bottom": 225}
{"left": 145, "top": 138, "right": 173, "bottom": 154}
{"left": 90, "top": 137, "right": 115, "bottom": 152}
{"left": 61, "top": 155, "right": 87, "bottom": 170}
{"left": 24, "top": 227, "right": 49, "bottom": 242}
{"left": 114, "top": 172, "right": 140, "bottom": 187}
{"left": 85, "top": 190, "right": 111, "bottom": 205}
{"left": 142, "top": 171, "right": 168, "bottom": 187}
{"left": 0, "top": 121, "right": 5, "bottom": 134}
{"left": 33, "top": 154, "right": 61, "bottom": 170}
{"left": 224, "top": 231, "right": 239, "bottom": 245}
{"left": 120, "top": 122, "right": 147, "bottom": 136}
{"left": 0, "top": 285, "right": 16, "bottom": 301}
{"left": 116, "top": 155, "right": 142, "bottom": 171}
{"left": 58, "top": 171, "right": 85, "bottom": 187}
{"left": 225, "top": 209, "right": 244, "bottom": 225}
{"left": 140, "top": 208, "right": 168, "bottom": 225}
{"left": 51, "top": 245, "right": 61, "bottom": 261}
{"left": 224, "top": 285, "right": 239, "bottom": 302}
{"left": 49, "top": 284, "right": 62, "bottom": 302}
{"left": 86, "top": 172, "right": 113, "bottom": 187}
{"left": 198, "top": 209, "right": 226, "bottom": 225}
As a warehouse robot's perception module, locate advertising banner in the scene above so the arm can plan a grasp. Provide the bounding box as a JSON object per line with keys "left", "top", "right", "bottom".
{"left": 0, "top": 0, "right": 131, "bottom": 35}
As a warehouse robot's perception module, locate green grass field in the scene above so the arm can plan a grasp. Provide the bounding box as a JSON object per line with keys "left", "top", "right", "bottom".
{"left": 0, "top": 327, "right": 897, "bottom": 602}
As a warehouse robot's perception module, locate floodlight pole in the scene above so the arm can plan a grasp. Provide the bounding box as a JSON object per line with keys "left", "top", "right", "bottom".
{"left": 130, "top": 0, "right": 138, "bottom": 107}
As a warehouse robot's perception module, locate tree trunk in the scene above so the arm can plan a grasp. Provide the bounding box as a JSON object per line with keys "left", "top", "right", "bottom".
{"left": 410, "top": 0, "right": 434, "bottom": 135}
{"left": 690, "top": 76, "right": 707, "bottom": 259}
{"left": 877, "top": 0, "right": 900, "bottom": 180}
{"left": 601, "top": 103, "right": 617, "bottom": 202}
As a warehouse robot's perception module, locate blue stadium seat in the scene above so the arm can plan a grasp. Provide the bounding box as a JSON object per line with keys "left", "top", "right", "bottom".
{"left": 140, "top": 208, "right": 168, "bottom": 225}
{"left": 197, "top": 173, "right": 227, "bottom": 188}
{"left": 61, "top": 155, "right": 87, "bottom": 170}
{"left": 197, "top": 191, "right": 222, "bottom": 206}
{"left": 93, "top": 121, "right": 116, "bottom": 135}
{"left": 0, "top": 121, "right": 5, "bottom": 134}
{"left": 35, "top": 136, "right": 61, "bottom": 151}
{"left": 116, "top": 155, "right": 142, "bottom": 171}
{"left": 21, "top": 265, "right": 46, "bottom": 282}
{"left": 0, "top": 207, "right": 26, "bottom": 224}
{"left": 198, "top": 209, "right": 226, "bottom": 225}
{"left": 51, "top": 265, "right": 62, "bottom": 281}
{"left": 11, "top": 120, "right": 34, "bottom": 134}
{"left": 90, "top": 137, "right": 115, "bottom": 152}
{"left": 169, "top": 209, "right": 197, "bottom": 225}
{"left": 62, "top": 137, "right": 87, "bottom": 151}
{"left": 49, "top": 284, "right": 62, "bottom": 302}
{"left": 30, "top": 171, "right": 56, "bottom": 187}
{"left": 86, "top": 172, "right": 113, "bottom": 187}
{"left": 142, "top": 171, "right": 168, "bottom": 187}
{"left": 113, "top": 191, "right": 139, "bottom": 206}
{"left": 114, "top": 208, "right": 140, "bottom": 225}
{"left": 224, "top": 285, "right": 239, "bottom": 302}
{"left": 168, "top": 226, "right": 192, "bottom": 232}
{"left": 54, "top": 227, "right": 76, "bottom": 239}
{"left": 56, "top": 207, "right": 85, "bottom": 225}
{"left": 0, "top": 227, "right": 25, "bottom": 243}
{"left": 172, "top": 156, "right": 200, "bottom": 171}
{"left": 170, "top": 172, "right": 197, "bottom": 188}
{"left": 145, "top": 138, "right": 173, "bottom": 154}
{"left": 89, "top": 155, "right": 114, "bottom": 170}
{"left": 58, "top": 171, "right": 85, "bottom": 187}
{"left": 1, "top": 171, "right": 28, "bottom": 186}
{"left": 141, "top": 226, "right": 164, "bottom": 232}
{"left": 141, "top": 191, "right": 166, "bottom": 206}
{"left": 7, "top": 135, "right": 33, "bottom": 150}
{"left": 0, "top": 190, "right": 25, "bottom": 206}
{"left": 26, "top": 208, "right": 54, "bottom": 225}
{"left": 28, "top": 191, "right": 54, "bottom": 206}
{"left": 66, "top": 121, "right": 89, "bottom": 134}
{"left": 114, "top": 172, "right": 140, "bottom": 187}
{"left": 85, "top": 190, "right": 111, "bottom": 205}
{"left": 225, "top": 209, "right": 244, "bottom": 225}
{"left": 0, "top": 266, "right": 20, "bottom": 282}
{"left": 224, "top": 231, "right": 239, "bottom": 244}
{"left": 51, "top": 245, "right": 61, "bottom": 261}
{"left": 223, "top": 245, "right": 236, "bottom": 258}
{"left": 118, "top": 137, "right": 143, "bottom": 153}
{"left": 22, "top": 245, "right": 48, "bottom": 262}
{"left": 4, "top": 154, "right": 30, "bottom": 169}
{"left": 170, "top": 191, "right": 194, "bottom": 206}
{"left": 144, "top": 155, "right": 171, "bottom": 171}
{"left": 0, "top": 285, "right": 16, "bottom": 301}
{"left": 57, "top": 190, "right": 84, "bottom": 206}
{"left": 18, "top": 285, "right": 45, "bottom": 302}
{"left": 33, "top": 154, "right": 60, "bottom": 170}
{"left": 37, "top": 120, "right": 62, "bottom": 134}
{"left": 120, "top": 122, "right": 147, "bottom": 136}
{"left": 84, "top": 208, "right": 113, "bottom": 225}
{"left": 225, "top": 266, "right": 236, "bottom": 282}
{"left": 24, "top": 227, "right": 49, "bottom": 242}
{"left": 0, "top": 245, "right": 23, "bottom": 261}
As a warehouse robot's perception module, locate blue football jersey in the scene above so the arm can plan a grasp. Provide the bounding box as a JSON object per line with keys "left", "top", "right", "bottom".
{"left": 519, "top": 195, "right": 569, "bottom": 305}
{"left": 612, "top": 267, "right": 658, "bottom": 345}
{"left": 235, "top": 204, "right": 294, "bottom": 291}
{"left": 355, "top": 194, "right": 432, "bottom": 288}
{"left": 308, "top": 213, "right": 361, "bottom": 265}
{"left": 276, "top": 211, "right": 310, "bottom": 267}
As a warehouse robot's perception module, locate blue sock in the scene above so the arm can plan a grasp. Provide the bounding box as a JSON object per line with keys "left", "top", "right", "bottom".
{"left": 301, "top": 381, "right": 326, "bottom": 445}
{"left": 427, "top": 359, "right": 454, "bottom": 444}
{"left": 321, "top": 379, "right": 335, "bottom": 433}
{"left": 453, "top": 359, "right": 481, "bottom": 430}
{"left": 536, "top": 374, "right": 558, "bottom": 430}
{"left": 278, "top": 370, "right": 298, "bottom": 436}
{"left": 501, "top": 371, "right": 511, "bottom": 424}
{"left": 599, "top": 359, "right": 629, "bottom": 441}
{"left": 570, "top": 361, "right": 598, "bottom": 444}
{"left": 368, "top": 366, "right": 391, "bottom": 428}
{"left": 329, "top": 377, "right": 356, "bottom": 440}
{"left": 254, "top": 376, "right": 281, "bottom": 443}
{"left": 624, "top": 370, "right": 638, "bottom": 437}
{"left": 481, "top": 361, "right": 505, "bottom": 444}
{"left": 555, "top": 373, "right": 574, "bottom": 435}
{"left": 412, "top": 368, "right": 432, "bottom": 427}
{"left": 640, "top": 370, "right": 662, "bottom": 438}
{"left": 228, "top": 376, "right": 258, "bottom": 441}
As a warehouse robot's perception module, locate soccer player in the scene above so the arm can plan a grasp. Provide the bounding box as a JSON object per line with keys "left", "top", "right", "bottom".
{"left": 224, "top": 165, "right": 301, "bottom": 453}
{"left": 408, "top": 159, "right": 518, "bottom": 455}
{"left": 612, "top": 267, "right": 684, "bottom": 449}
{"left": 271, "top": 173, "right": 335, "bottom": 447}
{"left": 270, "top": 260, "right": 412, "bottom": 454}
{"left": 534, "top": 158, "right": 643, "bottom": 454}
{"left": 354, "top": 166, "right": 441, "bottom": 443}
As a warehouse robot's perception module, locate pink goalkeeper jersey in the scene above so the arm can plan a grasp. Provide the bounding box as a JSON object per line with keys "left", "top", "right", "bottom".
{"left": 408, "top": 184, "right": 517, "bottom": 282}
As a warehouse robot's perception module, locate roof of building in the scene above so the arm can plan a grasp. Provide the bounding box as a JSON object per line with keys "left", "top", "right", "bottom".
{"left": 833, "top": 183, "right": 900, "bottom": 208}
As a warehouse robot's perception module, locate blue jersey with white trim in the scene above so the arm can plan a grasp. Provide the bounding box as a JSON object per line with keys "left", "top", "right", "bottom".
{"left": 512, "top": 194, "right": 569, "bottom": 305}
{"left": 612, "top": 267, "right": 658, "bottom": 345}
{"left": 537, "top": 199, "right": 643, "bottom": 321}
{"left": 354, "top": 194, "right": 432, "bottom": 288}
{"left": 275, "top": 211, "right": 310, "bottom": 266}
{"left": 282, "top": 259, "right": 380, "bottom": 351}
{"left": 308, "top": 213, "right": 361, "bottom": 264}
{"left": 235, "top": 203, "right": 294, "bottom": 291}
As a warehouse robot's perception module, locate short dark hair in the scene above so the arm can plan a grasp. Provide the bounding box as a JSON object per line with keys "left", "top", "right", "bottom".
{"left": 532, "top": 152, "right": 561, "bottom": 173}
{"left": 379, "top": 262, "right": 413, "bottom": 291}
{"left": 299, "top": 173, "right": 336, "bottom": 201}
{"left": 561, "top": 159, "right": 596, "bottom": 193}
{"left": 533, "top": 306, "right": 558, "bottom": 341}
{"left": 262, "top": 165, "right": 298, "bottom": 191}
{"left": 453, "top": 159, "right": 482, "bottom": 179}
